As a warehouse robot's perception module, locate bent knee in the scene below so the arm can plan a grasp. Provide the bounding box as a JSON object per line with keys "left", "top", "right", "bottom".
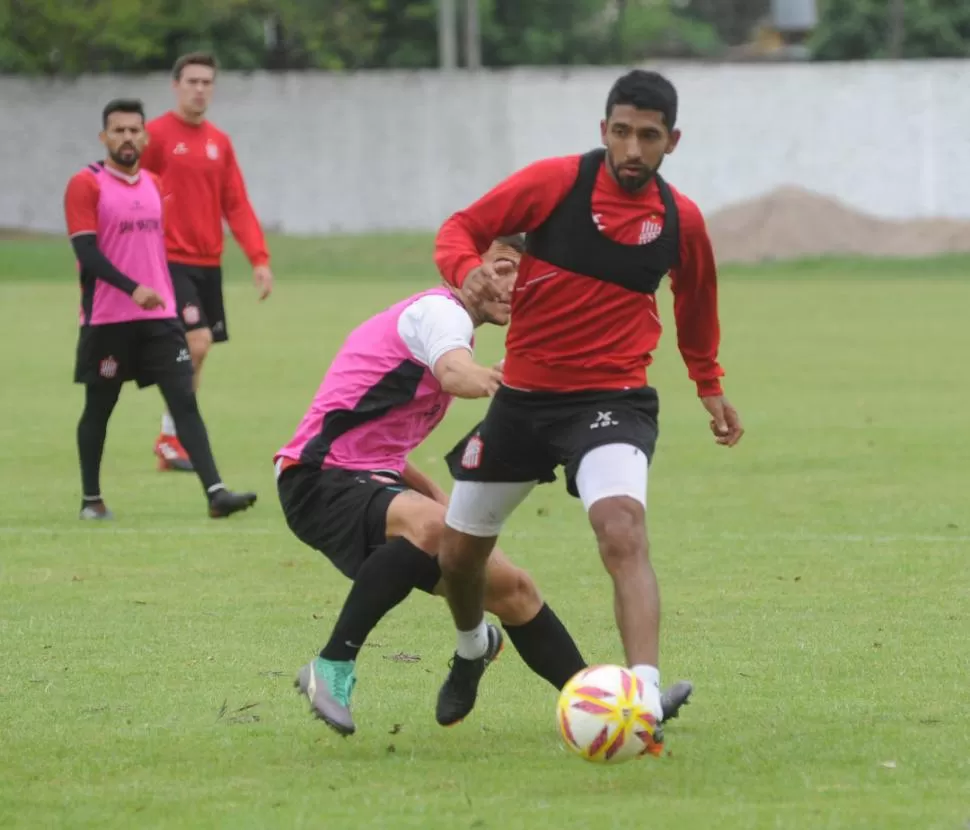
{"left": 589, "top": 497, "right": 647, "bottom": 569}
{"left": 387, "top": 493, "right": 446, "bottom": 553}
{"left": 411, "top": 512, "right": 444, "bottom": 553}
{"left": 485, "top": 565, "right": 542, "bottom": 625}
{"left": 186, "top": 329, "right": 213, "bottom": 362}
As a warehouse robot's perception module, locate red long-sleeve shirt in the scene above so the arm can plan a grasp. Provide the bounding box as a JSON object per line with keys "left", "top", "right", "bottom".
{"left": 434, "top": 154, "right": 724, "bottom": 396}
{"left": 140, "top": 111, "right": 269, "bottom": 268}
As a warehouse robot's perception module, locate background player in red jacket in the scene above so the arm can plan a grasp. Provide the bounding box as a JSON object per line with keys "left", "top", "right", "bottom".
{"left": 431, "top": 70, "right": 744, "bottom": 741}
{"left": 141, "top": 52, "right": 274, "bottom": 472}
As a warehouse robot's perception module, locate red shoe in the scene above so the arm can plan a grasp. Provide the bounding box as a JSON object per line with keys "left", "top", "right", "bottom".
{"left": 154, "top": 435, "right": 195, "bottom": 472}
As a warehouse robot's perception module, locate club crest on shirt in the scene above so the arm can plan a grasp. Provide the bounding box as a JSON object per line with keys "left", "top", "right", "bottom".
{"left": 461, "top": 435, "right": 483, "bottom": 469}
{"left": 205, "top": 141, "right": 219, "bottom": 160}
{"left": 639, "top": 215, "right": 663, "bottom": 244}
{"left": 99, "top": 356, "right": 118, "bottom": 379}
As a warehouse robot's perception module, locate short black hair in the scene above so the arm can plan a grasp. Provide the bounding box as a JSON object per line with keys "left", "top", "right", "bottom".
{"left": 102, "top": 98, "right": 145, "bottom": 128}
{"left": 605, "top": 70, "right": 678, "bottom": 129}
{"left": 495, "top": 234, "right": 526, "bottom": 253}
{"left": 173, "top": 51, "right": 218, "bottom": 80}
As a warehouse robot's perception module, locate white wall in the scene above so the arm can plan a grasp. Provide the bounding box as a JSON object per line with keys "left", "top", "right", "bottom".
{"left": 2, "top": 60, "right": 969, "bottom": 235}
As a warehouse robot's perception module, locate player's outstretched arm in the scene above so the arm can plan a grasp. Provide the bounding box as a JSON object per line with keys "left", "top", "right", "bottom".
{"left": 432, "top": 349, "right": 502, "bottom": 399}
{"left": 434, "top": 156, "right": 578, "bottom": 292}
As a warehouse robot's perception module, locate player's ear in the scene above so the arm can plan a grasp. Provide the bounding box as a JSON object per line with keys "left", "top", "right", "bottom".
{"left": 98, "top": 129, "right": 106, "bottom": 147}
{"left": 600, "top": 118, "right": 608, "bottom": 146}
{"left": 666, "top": 128, "right": 682, "bottom": 155}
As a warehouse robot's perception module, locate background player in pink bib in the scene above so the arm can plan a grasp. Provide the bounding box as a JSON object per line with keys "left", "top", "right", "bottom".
{"left": 65, "top": 98, "right": 258, "bottom": 520}
{"left": 278, "top": 237, "right": 692, "bottom": 736}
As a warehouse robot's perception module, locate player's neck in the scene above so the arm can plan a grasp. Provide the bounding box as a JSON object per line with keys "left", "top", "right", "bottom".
{"left": 104, "top": 158, "right": 140, "bottom": 180}
{"left": 174, "top": 106, "right": 206, "bottom": 126}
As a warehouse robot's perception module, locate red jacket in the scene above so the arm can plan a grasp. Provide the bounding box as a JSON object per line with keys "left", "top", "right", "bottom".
{"left": 434, "top": 154, "right": 724, "bottom": 396}
{"left": 141, "top": 111, "right": 269, "bottom": 268}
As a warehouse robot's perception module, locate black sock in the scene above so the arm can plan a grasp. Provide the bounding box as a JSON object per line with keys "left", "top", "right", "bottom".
{"left": 77, "top": 383, "right": 122, "bottom": 499}
{"left": 320, "top": 536, "right": 441, "bottom": 663}
{"left": 157, "top": 375, "right": 222, "bottom": 492}
{"left": 504, "top": 603, "right": 587, "bottom": 690}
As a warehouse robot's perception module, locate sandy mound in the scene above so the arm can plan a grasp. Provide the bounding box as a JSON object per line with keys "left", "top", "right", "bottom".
{"left": 707, "top": 186, "right": 970, "bottom": 263}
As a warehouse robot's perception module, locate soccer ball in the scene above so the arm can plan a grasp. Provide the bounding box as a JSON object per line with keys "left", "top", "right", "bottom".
{"left": 556, "top": 664, "right": 662, "bottom": 763}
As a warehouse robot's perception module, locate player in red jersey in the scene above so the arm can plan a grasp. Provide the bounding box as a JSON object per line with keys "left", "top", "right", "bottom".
{"left": 140, "top": 52, "right": 274, "bottom": 472}
{"left": 431, "top": 70, "right": 744, "bottom": 741}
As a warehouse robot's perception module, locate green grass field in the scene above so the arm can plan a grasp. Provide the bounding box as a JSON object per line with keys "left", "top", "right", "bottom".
{"left": 1, "top": 236, "right": 968, "bottom": 829}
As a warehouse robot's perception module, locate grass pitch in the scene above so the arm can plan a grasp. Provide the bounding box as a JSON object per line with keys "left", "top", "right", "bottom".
{"left": 0, "top": 235, "right": 968, "bottom": 828}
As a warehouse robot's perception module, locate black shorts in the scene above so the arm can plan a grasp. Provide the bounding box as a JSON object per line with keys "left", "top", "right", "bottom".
{"left": 445, "top": 385, "right": 660, "bottom": 497}
{"left": 169, "top": 262, "right": 228, "bottom": 342}
{"left": 277, "top": 464, "right": 409, "bottom": 580}
{"left": 73, "top": 319, "right": 193, "bottom": 388}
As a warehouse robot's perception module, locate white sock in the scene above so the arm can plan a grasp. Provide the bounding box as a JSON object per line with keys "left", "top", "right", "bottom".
{"left": 456, "top": 619, "right": 489, "bottom": 660}
{"left": 161, "top": 413, "right": 176, "bottom": 437}
{"left": 632, "top": 664, "right": 661, "bottom": 692}
{"left": 632, "top": 664, "right": 663, "bottom": 720}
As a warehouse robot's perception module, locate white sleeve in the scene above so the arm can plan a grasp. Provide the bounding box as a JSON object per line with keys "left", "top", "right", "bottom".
{"left": 397, "top": 295, "right": 474, "bottom": 371}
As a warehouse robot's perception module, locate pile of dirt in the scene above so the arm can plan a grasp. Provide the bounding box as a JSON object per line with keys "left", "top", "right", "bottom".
{"left": 706, "top": 186, "right": 970, "bottom": 263}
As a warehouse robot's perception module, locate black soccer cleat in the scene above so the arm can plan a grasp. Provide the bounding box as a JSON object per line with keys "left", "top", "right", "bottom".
{"left": 660, "top": 680, "right": 693, "bottom": 722}
{"left": 435, "top": 623, "right": 503, "bottom": 727}
{"left": 208, "top": 488, "right": 258, "bottom": 519}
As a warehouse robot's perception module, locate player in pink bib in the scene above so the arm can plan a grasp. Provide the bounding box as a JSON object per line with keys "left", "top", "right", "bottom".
{"left": 279, "top": 237, "right": 692, "bottom": 736}
{"left": 66, "top": 98, "right": 257, "bottom": 520}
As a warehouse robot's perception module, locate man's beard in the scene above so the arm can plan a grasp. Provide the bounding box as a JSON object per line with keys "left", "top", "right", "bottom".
{"left": 609, "top": 156, "right": 659, "bottom": 193}
{"left": 110, "top": 144, "right": 140, "bottom": 168}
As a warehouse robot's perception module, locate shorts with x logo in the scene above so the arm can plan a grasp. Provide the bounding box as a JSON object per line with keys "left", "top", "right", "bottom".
{"left": 445, "top": 384, "right": 660, "bottom": 499}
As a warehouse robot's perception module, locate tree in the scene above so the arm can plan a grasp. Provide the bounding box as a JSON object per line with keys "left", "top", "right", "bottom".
{"left": 811, "top": 0, "right": 970, "bottom": 60}
{"left": 0, "top": 0, "right": 725, "bottom": 74}
{"left": 0, "top": 0, "right": 171, "bottom": 74}
{"left": 613, "top": 0, "right": 722, "bottom": 60}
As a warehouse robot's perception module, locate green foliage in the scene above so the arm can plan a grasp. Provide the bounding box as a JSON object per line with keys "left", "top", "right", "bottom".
{"left": 0, "top": 0, "right": 168, "bottom": 74}
{"left": 618, "top": 0, "right": 722, "bottom": 60}
{"left": 0, "top": 0, "right": 727, "bottom": 74}
{"left": 812, "top": 0, "right": 970, "bottom": 60}
{"left": 480, "top": 0, "right": 719, "bottom": 66}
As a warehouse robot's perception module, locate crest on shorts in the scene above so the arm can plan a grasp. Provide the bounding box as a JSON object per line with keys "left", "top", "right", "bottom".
{"left": 99, "top": 356, "right": 118, "bottom": 379}
{"left": 206, "top": 141, "right": 219, "bottom": 160}
{"left": 182, "top": 304, "right": 201, "bottom": 325}
{"left": 639, "top": 216, "right": 663, "bottom": 244}
{"left": 461, "top": 435, "right": 483, "bottom": 469}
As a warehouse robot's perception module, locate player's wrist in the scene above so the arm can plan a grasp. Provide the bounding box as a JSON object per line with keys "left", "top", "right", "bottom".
{"left": 696, "top": 379, "right": 724, "bottom": 398}
{"left": 453, "top": 257, "right": 483, "bottom": 289}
